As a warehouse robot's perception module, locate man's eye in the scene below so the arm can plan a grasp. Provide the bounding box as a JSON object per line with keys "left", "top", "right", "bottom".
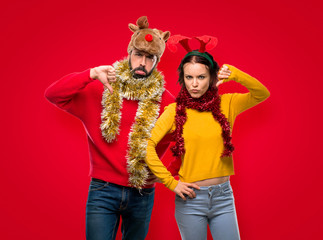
{"left": 135, "top": 53, "right": 142, "bottom": 56}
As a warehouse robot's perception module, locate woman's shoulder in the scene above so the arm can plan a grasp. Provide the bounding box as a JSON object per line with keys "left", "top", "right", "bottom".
{"left": 220, "top": 93, "right": 240, "bottom": 107}
{"left": 164, "top": 102, "right": 177, "bottom": 110}
{"left": 220, "top": 93, "right": 234, "bottom": 101}
{"left": 160, "top": 102, "right": 176, "bottom": 119}
{"left": 168, "top": 102, "right": 177, "bottom": 107}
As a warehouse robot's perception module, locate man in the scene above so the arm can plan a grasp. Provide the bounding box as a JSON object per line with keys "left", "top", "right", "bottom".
{"left": 45, "top": 16, "right": 173, "bottom": 240}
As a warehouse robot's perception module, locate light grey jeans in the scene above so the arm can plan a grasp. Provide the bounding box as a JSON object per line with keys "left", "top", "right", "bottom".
{"left": 175, "top": 181, "right": 240, "bottom": 240}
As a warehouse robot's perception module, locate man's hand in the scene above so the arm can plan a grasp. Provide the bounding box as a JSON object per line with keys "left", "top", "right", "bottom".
{"left": 145, "top": 173, "right": 162, "bottom": 185}
{"left": 90, "top": 65, "right": 116, "bottom": 94}
{"left": 174, "top": 181, "right": 200, "bottom": 201}
{"left": 145, "top": 169, "right": 162, "bottom": 185}
{"left": 216, "top": 65, "right": 232, "bottom": 87}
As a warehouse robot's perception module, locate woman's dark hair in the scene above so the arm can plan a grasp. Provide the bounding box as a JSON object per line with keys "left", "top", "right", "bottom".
{"left": 177, "top": 51, "right": 220, "bottom": 87}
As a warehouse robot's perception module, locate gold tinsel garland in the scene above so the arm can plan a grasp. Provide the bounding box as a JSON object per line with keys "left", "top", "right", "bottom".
{"left": 100, "top": 59, "right": 165, "bottom": 189}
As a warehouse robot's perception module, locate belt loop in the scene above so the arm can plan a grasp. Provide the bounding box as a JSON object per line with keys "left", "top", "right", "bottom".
{"left": 138, "top": 189, "right": 143, "bottom": 196}
{"left": 208, "top": 186, "right": 212, "bottom": 198}
{"left": 220, "top": 181, "right": 224, "bottom": 191}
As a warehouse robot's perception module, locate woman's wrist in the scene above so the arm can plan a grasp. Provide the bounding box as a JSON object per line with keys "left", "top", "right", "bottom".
{"left": 224, "top": 64, "right": 239, "bottom": 82}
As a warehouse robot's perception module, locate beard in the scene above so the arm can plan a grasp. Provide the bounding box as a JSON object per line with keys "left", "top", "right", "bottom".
{"left": 129, "top": 59, "right": 155, "bottom": 79}
{"left": 131, "top": 66, "right": 149, "bottom": 79}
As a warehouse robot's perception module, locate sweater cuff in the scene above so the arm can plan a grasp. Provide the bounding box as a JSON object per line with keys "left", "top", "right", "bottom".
{"left": 224, "top": 64, "right": 251, "bottom": 83}
{"left": 167, "top": 179, "right": 179, "bottom": 191}
{"left": 82, "top": 68, "right": 96, "bottom": 82}
{"left": 223, "top": 64, "right": 239, "bottom": 82}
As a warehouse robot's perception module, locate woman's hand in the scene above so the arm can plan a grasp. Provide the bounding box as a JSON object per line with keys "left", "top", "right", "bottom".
{"left": 174, "top": 181, "right": 200, "bottom": 200}
{"left": 216, "top": 65, "right": 232, "bottom": 87}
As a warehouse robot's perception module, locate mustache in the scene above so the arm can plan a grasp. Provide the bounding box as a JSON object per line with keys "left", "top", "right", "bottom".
{"left": 131, "top": 66, "right": 148, "bottom": 75}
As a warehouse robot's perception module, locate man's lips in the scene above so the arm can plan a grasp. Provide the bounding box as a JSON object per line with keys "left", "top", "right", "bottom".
{"left": 135, "top": 70, "right": 146, "bottom": 75}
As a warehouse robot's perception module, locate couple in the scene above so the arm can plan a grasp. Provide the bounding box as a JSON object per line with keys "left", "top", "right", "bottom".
{"left": 45, "top": 16, "right": 270, "bottom": 240}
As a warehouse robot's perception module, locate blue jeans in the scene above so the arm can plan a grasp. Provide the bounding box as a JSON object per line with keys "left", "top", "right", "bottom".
{"left": 175, "top": 181, "right": 240, "bottom": 240}
{"left": 86, "top": 179, "right": 155, "bottom": 240}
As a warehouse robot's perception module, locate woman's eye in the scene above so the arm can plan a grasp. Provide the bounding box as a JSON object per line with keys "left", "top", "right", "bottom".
{"left": 198, "top": 76, "right": 205, "bottom": 79}
{"left": 185, "top": 76, "right": 192, "bottom": 79}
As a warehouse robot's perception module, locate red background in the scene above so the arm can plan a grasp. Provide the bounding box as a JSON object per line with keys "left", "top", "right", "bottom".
{"left": 1, "top": 0, "right": 322, "bottom": 239}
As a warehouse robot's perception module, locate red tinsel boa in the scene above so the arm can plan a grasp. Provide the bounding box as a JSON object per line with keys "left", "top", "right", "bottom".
{"left": 171, "top": 87, "right": 234, "bottom": 158}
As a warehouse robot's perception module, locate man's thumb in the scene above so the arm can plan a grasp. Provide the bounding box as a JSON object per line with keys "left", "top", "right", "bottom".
{"left": 105, "top": 82, "right": 113, "bottom": 94}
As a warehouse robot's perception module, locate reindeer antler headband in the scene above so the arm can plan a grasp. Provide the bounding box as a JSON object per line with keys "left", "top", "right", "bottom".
{"left": 166, "top": 35, "right": 218, "bottom": 68}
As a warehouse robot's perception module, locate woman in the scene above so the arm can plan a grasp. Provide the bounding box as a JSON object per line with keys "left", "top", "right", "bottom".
{"left": 145, "top": 50, "right": 270, "bottom": 240}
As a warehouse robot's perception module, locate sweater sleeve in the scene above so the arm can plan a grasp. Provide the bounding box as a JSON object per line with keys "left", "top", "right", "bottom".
{"left": 44, "top": 69, "right": 95, "bottom": 112}
{"left": 153, "top": 89, "right": 175, "bottom": 159}
{"left": 146, "top": 103, "right": 179, "bottom": 191}
{"left": 224, "top": 64, "right": 270, "bottom": 116}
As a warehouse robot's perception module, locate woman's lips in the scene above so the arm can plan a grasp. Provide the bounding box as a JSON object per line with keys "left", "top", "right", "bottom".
{"left": 191, "top": 90, "right": 199, "bottom": 93}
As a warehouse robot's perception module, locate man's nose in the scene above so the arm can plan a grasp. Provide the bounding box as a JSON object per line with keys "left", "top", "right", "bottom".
{"left": 140, "top": 56, "right": 146, "bottom": 66}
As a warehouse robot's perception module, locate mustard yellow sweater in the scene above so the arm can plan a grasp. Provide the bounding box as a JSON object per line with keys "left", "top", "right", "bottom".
{"left": 146, "top": 65, "right": 270, "bottom": 191}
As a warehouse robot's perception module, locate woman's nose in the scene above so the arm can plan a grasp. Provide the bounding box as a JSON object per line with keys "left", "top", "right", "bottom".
{"left": 192, "top": 78, "right": 198, "bottom": 87}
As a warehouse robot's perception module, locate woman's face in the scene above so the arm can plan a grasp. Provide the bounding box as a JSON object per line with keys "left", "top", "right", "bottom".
{"left": 183, "top": 62, "right": 211, "bottom": 98}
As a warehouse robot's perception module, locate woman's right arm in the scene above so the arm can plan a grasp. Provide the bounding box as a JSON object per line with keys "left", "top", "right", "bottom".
{"left": 146, "top": 103, "right": 200, "bottom": 200}
{"left": 146, "top": 103, "right": 179, "bottom": 191}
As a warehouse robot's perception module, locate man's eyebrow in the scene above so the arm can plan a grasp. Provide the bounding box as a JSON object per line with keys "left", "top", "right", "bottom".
{"left": 134, "top": 50, "right": 155, "bottom": 58}
{"left": 142, "top": 52, "right": 153, "bottom": 57}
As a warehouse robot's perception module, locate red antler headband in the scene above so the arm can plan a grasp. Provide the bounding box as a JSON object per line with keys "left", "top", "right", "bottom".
{"left": 167, "top": 35, "right": 218, "bottom": 68}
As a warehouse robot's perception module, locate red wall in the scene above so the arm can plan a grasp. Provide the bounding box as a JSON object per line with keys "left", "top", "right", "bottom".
{"left": 1, "top": 0, "right": 322, "bottom": 239}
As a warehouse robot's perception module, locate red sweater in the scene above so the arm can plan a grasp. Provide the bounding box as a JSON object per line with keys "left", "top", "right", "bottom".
{"left": 45, "top": 69, "right": 174, "bottom": 188}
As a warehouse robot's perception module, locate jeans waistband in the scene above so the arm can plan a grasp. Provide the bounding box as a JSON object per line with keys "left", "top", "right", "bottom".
{"left": 91, "top": 178, "right": 107, "bottom": 183}
{"left": 92, "top": 178, "right": 107, "bottom": 183}
{"left": 91, "top": 178, "right": 126, "bottom": 189}
{"left": 91, "top": 178, "right": 155, "bottom": 191}
{"left": 197, "top": 180, "right": 231, "bottom": 191}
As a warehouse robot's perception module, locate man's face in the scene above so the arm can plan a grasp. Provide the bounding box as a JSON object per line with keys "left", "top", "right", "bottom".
{"left": 128, "top": 49, "right": 158, "bottom": 78}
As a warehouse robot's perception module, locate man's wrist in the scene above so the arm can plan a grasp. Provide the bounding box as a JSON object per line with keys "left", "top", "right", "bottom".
{"left": 89, "top": 68, "right": 97, "bottom": 79}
